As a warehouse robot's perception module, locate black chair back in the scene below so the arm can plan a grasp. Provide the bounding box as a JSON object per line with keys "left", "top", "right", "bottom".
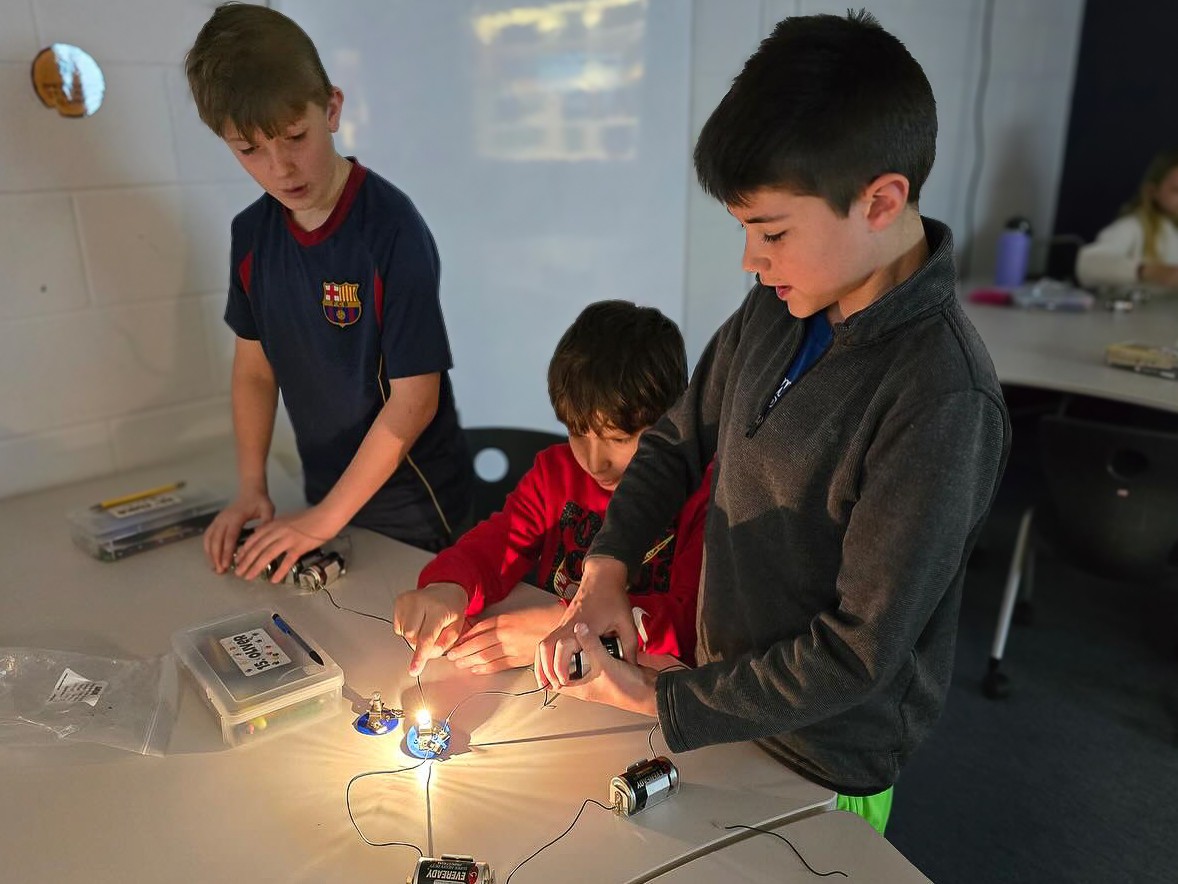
{"left": 465, "top": 427, "right": 565, "bottom": 525}
{"left": 1038, "top": 415, "right": 1178, "bottom": 582}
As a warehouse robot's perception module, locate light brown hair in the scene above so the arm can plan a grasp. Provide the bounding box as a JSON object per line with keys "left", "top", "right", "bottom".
{"left": 185, "top": 2, "right": 332, "bottom": 140}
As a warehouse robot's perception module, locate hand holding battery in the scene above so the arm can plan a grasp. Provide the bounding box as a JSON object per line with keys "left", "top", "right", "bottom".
{"left": 555, "top": 624, "right": 659, "bottom": 718}
{"left": 203, "top": 487, "right": 275, "bottom": 573}
{"left": 535, "top": 555, "right": 638, "bottom": 689}
{"left": 393, "top": 583, "right": 470, "bottom": 677}
{"left": 233, "top": 507, "right": 333, "bottom": 583}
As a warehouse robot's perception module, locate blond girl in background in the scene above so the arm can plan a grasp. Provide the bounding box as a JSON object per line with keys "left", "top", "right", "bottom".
{"left": 1077, "top": 149, "right": 1178, "bottom": 290}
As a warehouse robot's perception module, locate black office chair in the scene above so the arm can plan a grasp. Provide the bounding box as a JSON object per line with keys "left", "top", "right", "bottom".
{"left": 983, "top": 414, "right": 1178, "bottom": 698}
{"left": 465, "top": 427, "right": 565, "bottom": 525}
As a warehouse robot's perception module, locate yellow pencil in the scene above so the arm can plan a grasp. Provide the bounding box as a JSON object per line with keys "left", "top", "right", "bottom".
{"left": 94, "top": 481, "right": 186, "bottom": 511}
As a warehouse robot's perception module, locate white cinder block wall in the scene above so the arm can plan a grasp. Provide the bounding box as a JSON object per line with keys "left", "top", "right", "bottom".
{"left": 0, "top": 0, "right": 1084, "bottom": 500}
{"left": 0, "top": 0, "right": 269, "bottom": 499}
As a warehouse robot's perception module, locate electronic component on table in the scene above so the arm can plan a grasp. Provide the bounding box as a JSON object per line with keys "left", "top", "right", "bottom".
{"left": 354, "top": 691, "right": 403, "bottom": 736}
{"left": 408, "top": 855, "right": 494, "bottom": 884}
{"left": 233, "top": 527, "right": 348, "bottom": 590}
{"left": 610, "top": 756, "right": 680, "bottom": 816}
{"left": 569, "top": 634, "right": 623, "bottom": 680}
{"left": 405, "top": 709, "right": 451, "bottom": 759}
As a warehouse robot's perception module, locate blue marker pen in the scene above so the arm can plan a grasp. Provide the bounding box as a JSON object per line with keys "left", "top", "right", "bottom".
{"left": 271, "top": 613, "right": 324, "bottom": 666}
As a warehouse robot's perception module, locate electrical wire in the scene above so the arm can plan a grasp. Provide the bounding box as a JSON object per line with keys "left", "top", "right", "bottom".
{"left": 504, "top": 798, "right": 615, "bottom": 883}
{"left": 722, "top": 824, "right": 848, "bottom": 878}
{"left": 345, "top": 761, "right": 428, "bottom": 854}
{"left": 443, "top": 683, "right": 549, "bottom": 726}
{"left": 645, "top": 721, "right": 664, "bottom": 759}
{"left": 320, "top": 586, "right": 427, "bottom": 710}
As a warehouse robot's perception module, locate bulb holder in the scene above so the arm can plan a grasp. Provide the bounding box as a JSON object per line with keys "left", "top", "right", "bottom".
{"left": 405, "top": 721, "right": 451, "bottom": 759}
{"left": 353, "top": 709, "right": 401, "bottom": 736}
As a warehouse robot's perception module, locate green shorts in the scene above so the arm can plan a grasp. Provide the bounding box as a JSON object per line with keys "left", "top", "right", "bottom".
{"left": 836, "top": 786, "right": 894, "bottom": 835}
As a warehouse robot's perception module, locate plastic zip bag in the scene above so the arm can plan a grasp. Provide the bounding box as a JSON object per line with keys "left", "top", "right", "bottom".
{"left": 0, "top": 648, "right": 178, "bottom": 756}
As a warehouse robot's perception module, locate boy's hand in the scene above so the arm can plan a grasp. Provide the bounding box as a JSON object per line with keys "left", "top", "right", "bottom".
{"left": 556, "top": 624, "right": 659, "bottom": 717}
{"left": 204, "top": 488, "right": 275, "bottom": 573}
{"left": 393, "top": 583, "right": 469, "bottom": 677}
{"left": 231, "top": 506, "right": 336, "bottom": 583}
{"left": 446, "top": 606, "right": 565, "bottom": 675}
{"left": 535, "top": 556, "right": 636, "bottom": 689}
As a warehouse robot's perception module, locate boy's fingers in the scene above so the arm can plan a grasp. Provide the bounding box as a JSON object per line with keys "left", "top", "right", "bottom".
{"left": 550, "top": 634, "right": 580, "bottom": 686}
{"left": 217, "top": 524, "right": 237, "bottom": 572}
{"left": 447, "top": 626, "right": 498, "bottom": 660}
{"left": 435, "top": 621, "right": 464, "bottom": 654}
{"left": 270, "top": 548, "right": 300, "bottom": 584}
{"left": 203, "top": 521, "right": 222, "bottom": 569}
{"left": 409, "top": 645, "right": 430, "bottom": 677}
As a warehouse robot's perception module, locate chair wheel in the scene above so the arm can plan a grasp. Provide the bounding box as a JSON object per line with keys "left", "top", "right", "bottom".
{"left": 982, "top": 669, "right": 1010, "bottom": 699}
{"left": 1014, "top": 600, "right": 1035, "bottom": 626}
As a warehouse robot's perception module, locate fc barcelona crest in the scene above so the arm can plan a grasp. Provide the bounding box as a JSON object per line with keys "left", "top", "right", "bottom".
{"left": 322, "top": 281, "right": 362, "bottom": 328}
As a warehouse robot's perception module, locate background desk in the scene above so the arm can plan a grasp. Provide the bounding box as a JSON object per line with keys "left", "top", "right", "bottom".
{"left": 0, "top": 453, "right": 833, "bottom": 883}
{"left": 961, "top": 291, "right": 1178, "bottom": 413}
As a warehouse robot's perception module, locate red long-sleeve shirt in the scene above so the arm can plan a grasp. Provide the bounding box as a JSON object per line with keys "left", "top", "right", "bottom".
{"left": 417, "top": 444, "right": 711, "bottom": 662}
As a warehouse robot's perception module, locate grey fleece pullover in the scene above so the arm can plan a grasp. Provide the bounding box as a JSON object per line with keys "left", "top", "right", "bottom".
{"left": 590, "top": 219, "right": 1010, "bottom": 795}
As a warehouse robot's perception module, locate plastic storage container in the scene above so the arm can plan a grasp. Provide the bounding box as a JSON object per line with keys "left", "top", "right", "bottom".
{"left": 171, "top": 609, "right": 344, "bottom": 747}
{"left": 67, "top": 483, "right": 226, "bottom": 561}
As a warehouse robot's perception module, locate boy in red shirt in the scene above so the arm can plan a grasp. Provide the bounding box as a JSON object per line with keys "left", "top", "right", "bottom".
{"left": 394, "top": 301, "right": 710, "bottom": 677}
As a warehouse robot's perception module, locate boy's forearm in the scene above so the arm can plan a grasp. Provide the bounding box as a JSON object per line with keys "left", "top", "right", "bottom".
{"left": 231, "top": 370, "right": 278, "bottom": 493}
{"left": 314, "top": 374, "right": 438, "bottom": 533}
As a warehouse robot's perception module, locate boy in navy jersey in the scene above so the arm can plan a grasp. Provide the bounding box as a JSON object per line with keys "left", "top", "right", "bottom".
{"left": 394, "top": 302, "right": 711, "bottom": 678}
{"left": 186, "top": 3, "right": 472, "bottom": 577}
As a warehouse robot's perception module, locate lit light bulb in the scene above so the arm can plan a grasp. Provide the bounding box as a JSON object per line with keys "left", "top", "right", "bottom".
{"left": 415, "top": 709, "right": 432, "bottom": 730}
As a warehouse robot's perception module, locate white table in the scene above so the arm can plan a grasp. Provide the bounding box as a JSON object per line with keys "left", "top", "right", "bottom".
{"left": 960, "top": 288, "right": 1178, "bottom": 413}
{"left": 648, "top": 811, "right": 930, "bottom": 883}
{"left": 0, "top": 453, "right": 833, "bottom": 883}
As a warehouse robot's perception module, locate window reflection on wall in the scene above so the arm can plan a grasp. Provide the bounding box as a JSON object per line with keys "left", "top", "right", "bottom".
{"left": 471, "top": 0, "right": 646, "bottom": 162}
{"left": 31, "top": 44, "right": 105, "bottom": 118}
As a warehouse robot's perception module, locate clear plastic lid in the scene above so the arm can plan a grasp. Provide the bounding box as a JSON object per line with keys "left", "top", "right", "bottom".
{"left": 171, "top": 609, "right": 343, "bottom": 720}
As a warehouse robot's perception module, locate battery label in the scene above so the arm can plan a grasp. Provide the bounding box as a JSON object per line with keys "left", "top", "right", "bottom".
{"left": 220, "top": 628, "right": 291, "bottom": 677}
{"left": 411, "top": 858, "right": 487, "bottom": 883}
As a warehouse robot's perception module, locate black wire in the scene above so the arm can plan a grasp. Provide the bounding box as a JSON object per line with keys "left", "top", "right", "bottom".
{"left": 321, "top": 585, "right": 393, "bottom": 625}
{"left": 646, "top": 723, "right": 659, "bottom": 758}
{"left": 444, "top": 683, "right": 550, "bottom": 726}
{"left": 320, "top": 586, "right": 427, "bottom": 709}
{"left": 958, "top": 0, "right": 996, "bottom": 280}
{"left": 345, "top": 761, "right": 427, "bottom": 854}
{"left": 722, "top": 824, "right": 848, "bottom": 878}
{"left": 505, "top": 798, "right": 614, "bottom": 883}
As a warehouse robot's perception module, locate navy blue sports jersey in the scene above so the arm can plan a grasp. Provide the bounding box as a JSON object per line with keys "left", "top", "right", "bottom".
{"left": 224, "top": 159, "right": 472, "bottom": 548}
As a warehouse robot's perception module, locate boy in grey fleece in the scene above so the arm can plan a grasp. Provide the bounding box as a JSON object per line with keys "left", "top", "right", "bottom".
{"left": 535, "top": 11, "right": 1010, "bottom": 832}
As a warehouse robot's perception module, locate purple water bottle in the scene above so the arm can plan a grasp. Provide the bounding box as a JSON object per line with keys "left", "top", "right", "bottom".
{"left": 994, "top": 216, "right": 1032, "bottom": 287}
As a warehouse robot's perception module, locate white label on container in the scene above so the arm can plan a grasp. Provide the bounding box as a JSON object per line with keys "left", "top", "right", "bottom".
{"left": 107, "top": 493, "right": 182, "bottom": 520}
{"left": 47, "top": 668, "right": 107, "bottom": 707}
{"left": 220, "top": 628, "right": 291, "bottom": 677}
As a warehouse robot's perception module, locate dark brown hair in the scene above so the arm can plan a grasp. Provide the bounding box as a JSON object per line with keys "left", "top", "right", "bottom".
{"left": 548, "top": 301, "right": 687, "bottom": 436}
{"left": 694, "top": 9, "right": 936, "bottom": 214}
{"left": 185, "top": 2, "right": 332, "bottom": 140}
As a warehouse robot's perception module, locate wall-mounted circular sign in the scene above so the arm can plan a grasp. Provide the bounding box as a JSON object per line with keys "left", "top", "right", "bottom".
{"left": 31, "top": 44, "right": 105, "bottom": 118}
